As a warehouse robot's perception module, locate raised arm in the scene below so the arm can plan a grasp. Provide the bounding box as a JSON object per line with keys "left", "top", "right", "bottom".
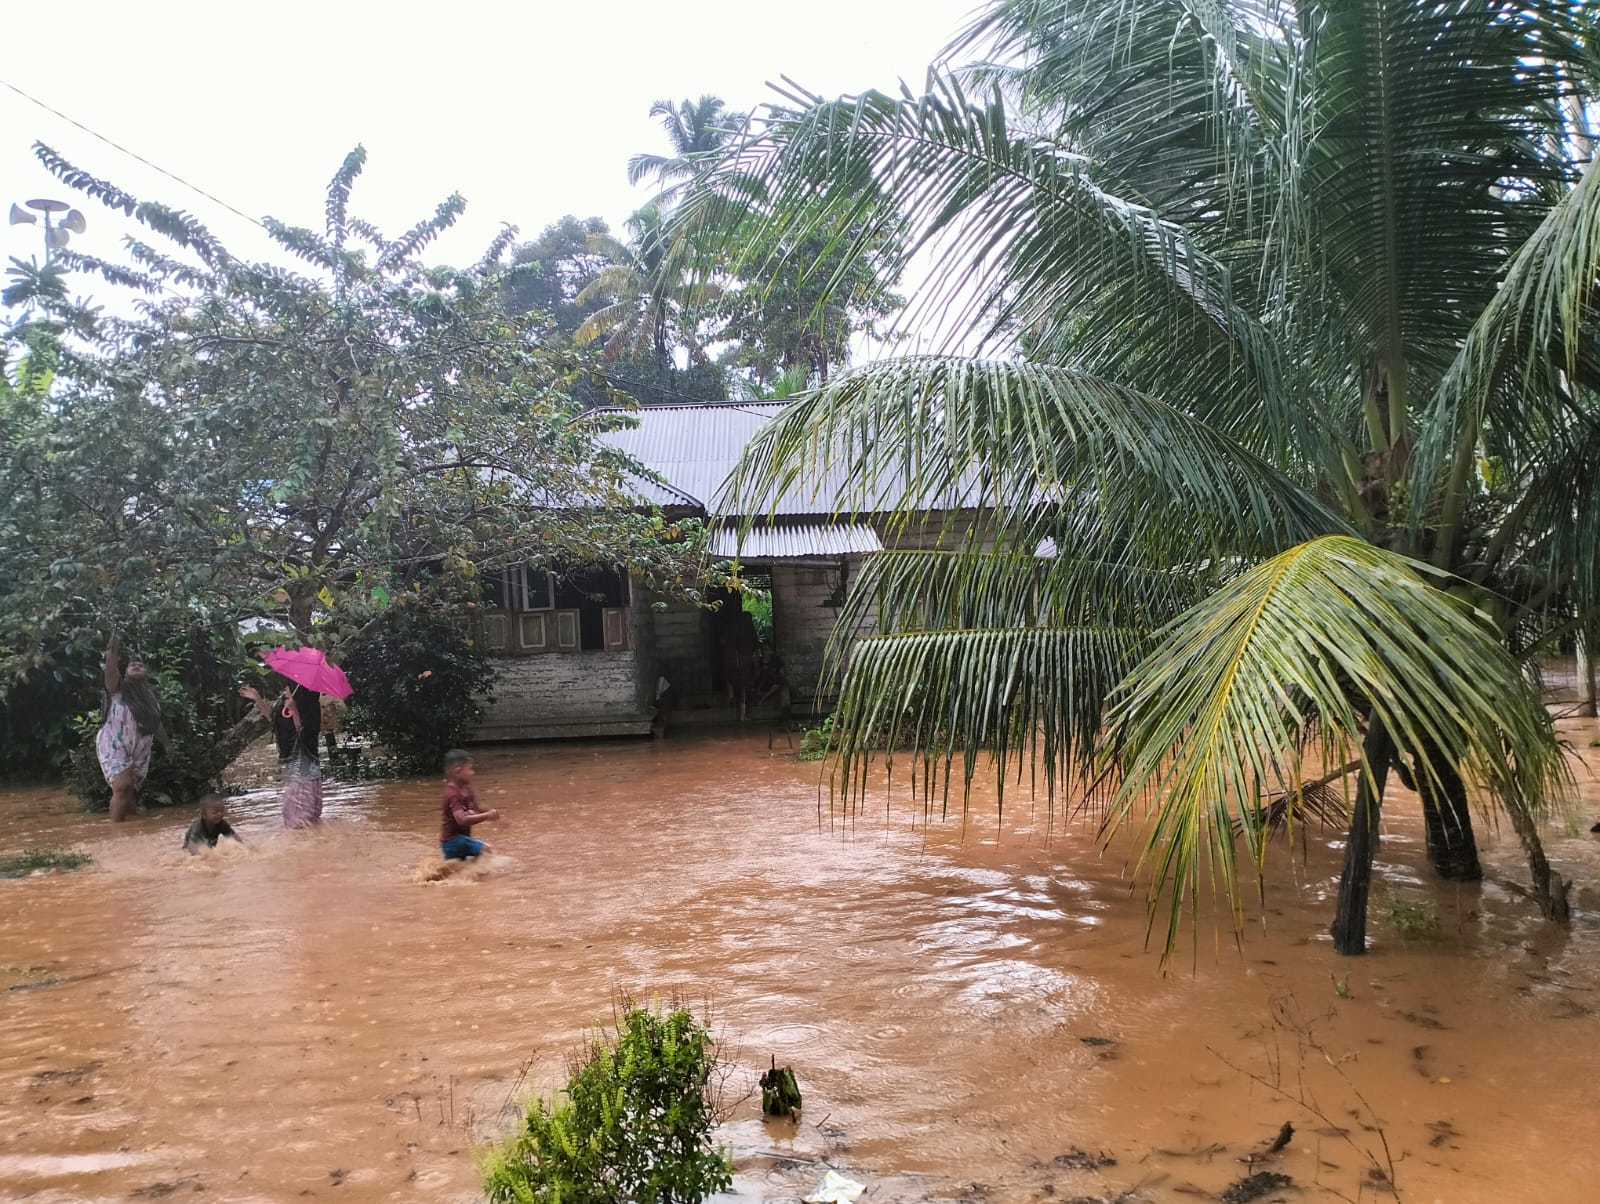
{"left": 103, "top": 632, "right": 122, "bottom": 695}
{"left": 238, "top": 684, "right": 273, "bottom": 721}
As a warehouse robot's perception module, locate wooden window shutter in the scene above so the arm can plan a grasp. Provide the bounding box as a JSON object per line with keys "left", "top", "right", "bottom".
{"left": 517, "top": 611, "right": 548, "bottom": 652}
{"left": 554, "top": 609, "right": 581, "bottom": 651}
{"left": 602, "top": 607, "right": 628, "bottom": 651}
{"left": 481, "top": 613, "right": 510, "bottom": 653}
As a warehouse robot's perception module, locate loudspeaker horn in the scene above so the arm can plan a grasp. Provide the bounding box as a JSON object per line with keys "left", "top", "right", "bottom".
{"left": 8, "top": 203, "right": 37, "bottom": 226}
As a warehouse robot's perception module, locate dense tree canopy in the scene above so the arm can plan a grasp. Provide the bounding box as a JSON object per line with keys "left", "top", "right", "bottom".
{"left": 691, "top": 0, "right": 1600, "bottom": 955}
{"left": 0, "top": 145, "right": 711, "bottom": 790}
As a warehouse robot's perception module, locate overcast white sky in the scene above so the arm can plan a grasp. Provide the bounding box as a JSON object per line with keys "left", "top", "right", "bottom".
{"left": 3, "top": 1, "right": 979, "bottom": 289}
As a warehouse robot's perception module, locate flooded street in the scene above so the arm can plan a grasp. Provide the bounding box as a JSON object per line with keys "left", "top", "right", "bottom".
{"left": 4, "top": 725, "right": 1600, "bottom": 1203}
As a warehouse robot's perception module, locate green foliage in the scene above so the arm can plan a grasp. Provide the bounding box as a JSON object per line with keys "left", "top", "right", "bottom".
{"left": 1380, "top": 895, "right": 1442, "bottom": 942}
{"left": 505, "top": 215, "right": 617, "bottom": 339}
{"left": 482, "top": 1004, "right": 732, "bottom": 1204}
{"left": 796, "top": 714, "right": 836, "bottom": 762}
{"left": 0, "top": 846, "right": 92, "bottom": 875}
{"left": 336, "top": 590, "right": 500, "bottom": 773}
{"left": 2, "top": 146, "right": 711, "bottom": 788}
{"left": 744, "top": 595, "right": 772, "bottom": 643}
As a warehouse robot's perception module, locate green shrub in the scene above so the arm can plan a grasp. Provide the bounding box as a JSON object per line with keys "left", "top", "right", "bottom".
{"left": 339, "top": 604, "right": 498, "bottom": 774}
{"left": 483, "top": 1004, "right": 732, "bottom": 1204}
{"left": 796, "top": 715, "right": 836, "bottom": 762}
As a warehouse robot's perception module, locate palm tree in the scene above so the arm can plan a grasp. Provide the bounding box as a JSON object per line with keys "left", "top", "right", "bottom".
{"left": 687, "top": 0, "right": 1600, "bottom": 956}
{"left": 574, "top": 204, "right": 713, "bottom": 369}
{"left": 628, "top": 96, "right": 748, "bottom": 203}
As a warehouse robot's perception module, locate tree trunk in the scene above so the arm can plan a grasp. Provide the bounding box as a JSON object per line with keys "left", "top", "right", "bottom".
{"left": 1503, "top": 788, "right": 1572, "bottom": 923}
{"left": 1415, "top": 742, "right": 1483, "bottom": 881}
{"left": 1331, "top": 722, "right": 1396, "bottom": 956}
{"left": 202, "top": 710, "right": 270, "bottom": 778}
{"left": 1577, "top": 631, "right": 1597, "bottom": 719}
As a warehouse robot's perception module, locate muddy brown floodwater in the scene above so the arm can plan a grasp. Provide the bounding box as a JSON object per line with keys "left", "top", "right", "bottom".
{"left": 4, "top": 724, "right": 1600, "bottom": 1204}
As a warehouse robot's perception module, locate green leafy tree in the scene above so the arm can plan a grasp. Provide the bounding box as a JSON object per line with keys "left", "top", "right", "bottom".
{"left": 714, "top": 228, "right": 903, "bottom": 387}
{"left": 1, "top": 145, "right": 711, "bottom": 798}
{"left": 691, "top": 0, "right": 1600, "bottom": 956}
{"left": 335, "top": 580, "right": 500, "bottom": 772}
{"left": 503, "top": 215, "right": 616, "bottom": 339}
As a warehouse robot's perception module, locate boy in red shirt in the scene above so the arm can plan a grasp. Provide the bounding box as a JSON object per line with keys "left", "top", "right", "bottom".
{"left": 440, "top": 749, "right": 499, "bottom": 860}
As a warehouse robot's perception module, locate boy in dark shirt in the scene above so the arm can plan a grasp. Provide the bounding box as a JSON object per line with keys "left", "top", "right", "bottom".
{"left": 440, "top": 749, "right": 498, "bottom": 860}
{"left": 183, "top": 794, "right": 240, "bottom": 853}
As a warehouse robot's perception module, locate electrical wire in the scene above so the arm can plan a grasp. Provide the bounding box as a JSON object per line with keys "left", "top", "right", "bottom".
{"left": 0, "top": 77, "right": 266, "bottom": 230}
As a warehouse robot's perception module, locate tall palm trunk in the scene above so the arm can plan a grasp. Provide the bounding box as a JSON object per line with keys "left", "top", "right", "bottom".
{"left": 1414, "top": 743, "right": 1483, "bottom": 880}
{"left": 1331, "top": 721, "right": 1397, "bottom": 955}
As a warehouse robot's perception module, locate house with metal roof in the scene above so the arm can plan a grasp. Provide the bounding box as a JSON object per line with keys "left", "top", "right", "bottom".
{"left": 469, "top": 400, "right": 971, "bottom": 741}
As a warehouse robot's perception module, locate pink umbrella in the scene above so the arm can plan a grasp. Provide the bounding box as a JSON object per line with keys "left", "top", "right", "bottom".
{"left": 260, "top": 646, "right": 353, "bottom": 700}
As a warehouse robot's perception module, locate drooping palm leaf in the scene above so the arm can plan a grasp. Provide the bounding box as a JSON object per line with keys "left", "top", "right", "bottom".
{"left": 828, "top": 625, "right": 1147, "bottom": 821}
{"left": 725, "top": 356, "right": 1347, "bottom": 565}
{"left": 1106, "top": 535, "right": 1567, "bottom": 959}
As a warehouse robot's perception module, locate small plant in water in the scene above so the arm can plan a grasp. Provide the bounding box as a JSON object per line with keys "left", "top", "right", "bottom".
{"left": 0, "top": 847, "right": 92, "bottom": 876}
{"left": 1330, "top": 972, "right": 1352, "bottom": 1000}
{"left": 1381, "top": 894, "right": 1441, "bottom": 941}
{"left": 796, "top": 714, "right": 836, "bottom": 762}
{"left": 482, "top": 1001, "right": 732, "bottom": 1204}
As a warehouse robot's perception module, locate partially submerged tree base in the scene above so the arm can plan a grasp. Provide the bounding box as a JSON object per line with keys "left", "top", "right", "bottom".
{"left": 760, "top": 1056, "right": 803, "bottom": 1119}
{"left": 1502, "top": 792, "right": 1572, "bottom": 922}
{"left": 1331, "top": 726, "right": 1396, "bottom": 956}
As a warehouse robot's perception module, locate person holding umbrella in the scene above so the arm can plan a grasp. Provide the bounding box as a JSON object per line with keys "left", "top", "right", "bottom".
{"left": 239, "top": 646, "right": 352, "bottom": 829}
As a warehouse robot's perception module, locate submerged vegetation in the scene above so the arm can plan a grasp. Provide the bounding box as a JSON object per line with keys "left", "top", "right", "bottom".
{"left": 0, "top": 846, "right": 91, "bottom": 876}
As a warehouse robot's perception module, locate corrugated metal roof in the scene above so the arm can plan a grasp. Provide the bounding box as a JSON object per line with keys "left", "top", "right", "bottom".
{"left": 707, "top": 522, "right": 883, "bottom": 560}
{"left": 600, "top": 400, "right": 984, "bottom": 518}
{"left": 601, "top": 402, "right": 788, "bottom": 511}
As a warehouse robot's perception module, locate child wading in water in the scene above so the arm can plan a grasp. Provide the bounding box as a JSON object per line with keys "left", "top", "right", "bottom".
{"left": 440, "top": 749, "right": 498, "bottom": 861}
{"left": 183, "top": 794, "right": 241, "bottom": 853}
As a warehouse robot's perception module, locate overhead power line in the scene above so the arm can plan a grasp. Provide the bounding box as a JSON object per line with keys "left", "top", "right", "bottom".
{"left": 0, "top": 77, "right": 265, "bottom": 229}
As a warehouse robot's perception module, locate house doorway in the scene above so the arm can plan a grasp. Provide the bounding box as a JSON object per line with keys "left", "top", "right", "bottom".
{"left": 706, "top": 573, "right": 780, "bottom": 710}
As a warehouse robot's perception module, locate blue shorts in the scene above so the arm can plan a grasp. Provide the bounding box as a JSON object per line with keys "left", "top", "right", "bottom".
{"left": 441, "top": 835, "right": 485, "bottom": 860}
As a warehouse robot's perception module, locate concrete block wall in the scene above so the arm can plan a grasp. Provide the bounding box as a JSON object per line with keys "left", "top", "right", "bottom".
{"left": 771, "top": 560, "right": 874, "bottom": 703}
{"left": 646, "top": 598, "right": 713, "bottom": 698}
{"left": 475, "top": 649, "right": 647, "bottom": 740}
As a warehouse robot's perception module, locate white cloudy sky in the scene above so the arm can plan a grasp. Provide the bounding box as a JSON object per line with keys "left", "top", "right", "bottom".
{"left": 3, "top": 0, "right": 980, "bottom": 287}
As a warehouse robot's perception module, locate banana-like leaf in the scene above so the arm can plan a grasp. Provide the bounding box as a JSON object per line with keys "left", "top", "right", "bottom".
{"left": 1106, "top": 535, "right": 1568, "bottom": 959}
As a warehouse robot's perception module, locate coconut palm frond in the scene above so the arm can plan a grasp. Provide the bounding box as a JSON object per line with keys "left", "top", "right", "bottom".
{"left": 1232, "top": 777, "right": 1356, "bottom": 840}
{"left": 1419, "top": 155, "right": 1600, "bottom": 522}
{"left": 726, "top": 356, "right": 1346, "bottom": 567}
{"left": 831, "top": 548, "right": 1205, "bottom": 661}
{"left": 1106, "top": 535, "right": 1568, "bottom": 960}
{"left": 828, "top": 625, "right": 1148, "bottom": 820}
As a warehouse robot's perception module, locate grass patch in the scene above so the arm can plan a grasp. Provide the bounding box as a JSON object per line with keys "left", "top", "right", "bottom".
{"left": 0, "top": 846, "right": 93, "bottom": 876}
{"left": 1380, "top": 894, "right": 1441, "bottom": 941}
